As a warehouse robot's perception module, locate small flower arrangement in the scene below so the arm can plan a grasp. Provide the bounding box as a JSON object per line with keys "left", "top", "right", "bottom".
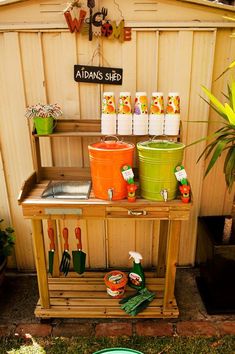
{"left": 25, "top": 103, "right": 63, "bottom": 119}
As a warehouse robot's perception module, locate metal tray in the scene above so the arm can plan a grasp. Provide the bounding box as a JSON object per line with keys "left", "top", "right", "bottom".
{"left": 41, "top": 180, "right": 91, "bottom": 199}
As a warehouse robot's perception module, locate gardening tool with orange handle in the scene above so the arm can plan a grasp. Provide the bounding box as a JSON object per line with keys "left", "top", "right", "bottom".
{"left": 48, "top": 227, "right": 55, "bottom": 275}
{"left": 59, "top": 227, "right": 71, "bottom": 276}
{"left": 72, "top": 227, "right": 86, "bottom": 274}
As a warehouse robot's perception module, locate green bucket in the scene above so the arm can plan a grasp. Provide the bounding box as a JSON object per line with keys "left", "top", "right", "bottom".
{"left": 33, "top": 116, "right": 54, "bottom": 135}
{"left": 93, "top": 349, "right": 143, "bottom": 354}
{"left": 137, "top": 140, "right": 185, "bottom": 201}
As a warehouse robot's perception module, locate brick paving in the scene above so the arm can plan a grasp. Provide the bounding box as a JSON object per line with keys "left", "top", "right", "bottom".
{"left": 0, "top": 270, "right": 235, "bottom": 338}
{"left": 0, "top": 320, "right": 235, "bottom": 337}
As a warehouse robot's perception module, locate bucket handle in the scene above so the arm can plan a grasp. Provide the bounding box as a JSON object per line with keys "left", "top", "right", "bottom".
{"left": 102, "top": 135, "right": 119, "bottom": 142}
{"left": 150, "top": 135, "right": 161, "bottom": 141}
{"left": 151, "top": 135, "right": 174, "bottom": 143}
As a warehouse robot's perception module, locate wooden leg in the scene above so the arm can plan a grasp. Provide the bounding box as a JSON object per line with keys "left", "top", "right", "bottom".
{"left": 31, "top": 219, "right": 50, "bottom": 309}
{"left": 156, "top": 220, "right": 168, "bottom": 277}
{"left": 163, "top": 220, "right": 181, "bottom": 313}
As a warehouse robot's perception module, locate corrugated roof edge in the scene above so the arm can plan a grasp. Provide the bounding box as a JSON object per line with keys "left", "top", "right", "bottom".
{"left": 0, "top": 0, "right": 29, "bottom": 6}
{"left": 0, "top": 0, "right": 234, "bottom": 12}
{"left": 180, "top": 0, "right": 235, "bottom": 12}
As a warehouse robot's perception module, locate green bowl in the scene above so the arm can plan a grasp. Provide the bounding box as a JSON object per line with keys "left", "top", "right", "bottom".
{"left": 93, "top": 348, "right": 143, "bottom": 354}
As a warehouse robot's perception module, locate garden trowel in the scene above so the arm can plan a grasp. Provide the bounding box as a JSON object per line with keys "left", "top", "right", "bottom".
{"left": 59, "top": 227, "right": 71, "bottom": 276}
{"left": 72, "top": 227, "right": 86, "bottom": 274}
{"left": 48, "top": 227, "right": 55, "bottom": 275}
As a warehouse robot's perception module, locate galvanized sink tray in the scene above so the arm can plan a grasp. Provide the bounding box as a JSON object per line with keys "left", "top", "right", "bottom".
{"left": 41, "top": 180, "right": 91, "bottom": 199}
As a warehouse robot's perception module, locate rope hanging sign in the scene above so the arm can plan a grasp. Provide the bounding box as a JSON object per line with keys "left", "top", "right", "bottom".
{"left": 74, "top": 45, "right": 123, "bottom": 85}
{"left": 74, "top": 65, "right": 123, "bottom": 85}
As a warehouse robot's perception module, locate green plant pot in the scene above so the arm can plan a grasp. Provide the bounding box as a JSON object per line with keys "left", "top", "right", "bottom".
{"left": 33, "top": 116, "right": 54, "bottom": 135}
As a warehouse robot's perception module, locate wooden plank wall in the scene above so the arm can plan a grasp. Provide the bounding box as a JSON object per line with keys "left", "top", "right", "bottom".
{"left": 0, "top": 25, "right": 234, "bottom": 270}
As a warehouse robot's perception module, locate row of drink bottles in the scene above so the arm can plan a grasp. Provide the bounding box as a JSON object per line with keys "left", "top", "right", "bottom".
{"left": 101, "top": 91, "right": 180, "bottom": 136}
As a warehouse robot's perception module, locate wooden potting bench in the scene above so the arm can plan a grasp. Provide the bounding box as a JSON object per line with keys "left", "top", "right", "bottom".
{"left": 18, "top": 120, "right": 191, "bottom": 319}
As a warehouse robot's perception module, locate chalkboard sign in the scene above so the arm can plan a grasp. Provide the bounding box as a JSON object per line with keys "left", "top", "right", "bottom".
{"left": 74, "top": 65, "right": 123, "bottom": 85}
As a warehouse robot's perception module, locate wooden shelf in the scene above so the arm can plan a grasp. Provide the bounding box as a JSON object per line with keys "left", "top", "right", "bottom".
{"left": 35, "top": 272, "right": 179, "bottom": 318}
{"left": 34, "top": 132, "right": 150, "bottom": 138}
{"left": 32, "top": 118, "right": 179, "bottom": 139}
{"left": 20, "top": 118, "right": 190, "bottom": 320}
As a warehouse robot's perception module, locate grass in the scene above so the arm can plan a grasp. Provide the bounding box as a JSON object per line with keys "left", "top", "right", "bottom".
{"left": 0, "top": 335, "right": 235, "bottom": 354}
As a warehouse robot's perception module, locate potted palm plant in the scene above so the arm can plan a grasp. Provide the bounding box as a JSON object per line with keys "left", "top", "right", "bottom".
{"left": 197, "top": 82, "right": 235, "bottom": 191}
{"left": 0, "top": 219, "right": 14, "bottom": 286}
{"left": 193, "top": 77, "right": 235, "bottom": 314}
{"left": 25, "top": 103, "right": 63, "bottom": 135}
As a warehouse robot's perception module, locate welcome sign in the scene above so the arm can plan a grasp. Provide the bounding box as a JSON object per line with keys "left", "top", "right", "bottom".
{"left": 74, "top": 65, "right": 123, "bottom": 85}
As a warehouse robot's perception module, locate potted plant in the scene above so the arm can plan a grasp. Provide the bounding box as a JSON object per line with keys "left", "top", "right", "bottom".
{"left": 192, "top": 77, "right": 235, "bottom": 314}
{"left": 196, "top": 82, "right": 235, "bottom": 191}
{"left": 0, "top": 219, "right": 14, "bottom": 286}
{"left": 25, "top": 103, "right": 63, "bottom": 135}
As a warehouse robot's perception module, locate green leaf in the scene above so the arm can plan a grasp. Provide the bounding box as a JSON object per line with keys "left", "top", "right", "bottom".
{"left": 230, "top": 80, "right": 235, "bottom": 110}
{"left": 204, "top": 139, "right": 229, "bottom": 177}
{"left": 200, "top": 95, "right": 228, "bottom": 121}
{"left": 197, "top": 139, "right": 218, "bottom": 162}
{"left": 224, "top": 103, "right": 235, "bottom": 125}
{"left": 201, "top": 86, "right": 227, "bottom": 116}
{"left": 186, "top": 129, "right": 222, "bottom": 149}
{"left": 215, "top": 60, "right": 235, "bottom": 81}
{"left": 224, "top": 146, "right": 235, "bottom": 191}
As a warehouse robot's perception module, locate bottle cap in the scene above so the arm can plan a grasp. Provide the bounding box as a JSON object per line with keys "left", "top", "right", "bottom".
{"left": 103, "top": 92, "right": 114, "bottom": 96}
{"left": 136, "top": 92, "right": 147, "bottom": 96}
{"left": 152, "top": 92, "right": 163, "bottom": 96}
{"left": 168, "top": 92, "right": 179, "bottom": 96}
{"left": 129, "top": 251, "right": 143, "bottom": 263}
{"left": 120, "top": 92, "right": 131, "bottom": 96}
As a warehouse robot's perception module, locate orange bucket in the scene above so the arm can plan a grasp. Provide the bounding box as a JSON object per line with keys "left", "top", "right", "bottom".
{"left": 88, "top": 137, "right": 135, "bottom": 200}
{"left": 104, "top": 270, "right": 128, "bottom": 298}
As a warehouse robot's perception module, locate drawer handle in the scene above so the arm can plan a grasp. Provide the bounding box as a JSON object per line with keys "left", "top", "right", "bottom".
{"left": 128, "top": 210, "right": 147, "bottom": 216}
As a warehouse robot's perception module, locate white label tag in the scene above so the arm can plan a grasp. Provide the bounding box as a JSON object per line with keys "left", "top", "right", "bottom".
{"left": 175, "top": 169, "right": 187, "bottom": 181}
{"left": 122, "top": 168, "right": 134, "bottom": 181}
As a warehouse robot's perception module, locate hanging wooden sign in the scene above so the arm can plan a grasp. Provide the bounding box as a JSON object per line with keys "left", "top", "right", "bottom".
{"left": 74, "top": 65, "right": 123, "bottom": 85}
{"left": 64, "top": 1, "right": 131, "bottom": 42}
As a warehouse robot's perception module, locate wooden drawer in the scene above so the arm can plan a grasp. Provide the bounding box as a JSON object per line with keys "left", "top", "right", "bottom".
{"left": 105, "top": 206, "right": 170, "bottom": 219}
{"left": 22, "top": 205, "right": 106, "bottom": 218}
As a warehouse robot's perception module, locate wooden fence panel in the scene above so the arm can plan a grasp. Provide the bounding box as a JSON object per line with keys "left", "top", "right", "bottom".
{"left": 179, "top": 30, "right": 217, "bottom": 264}
{"left": 0, "top": 25, "right": 234, "bottom": 270}
{"left": 0, "top": 32, "right": 35, "bottom": 270}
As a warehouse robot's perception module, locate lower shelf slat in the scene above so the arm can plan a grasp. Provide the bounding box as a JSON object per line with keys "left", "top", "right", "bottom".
{"left": 35, "top": 273, "right": 179, "bottom": 318}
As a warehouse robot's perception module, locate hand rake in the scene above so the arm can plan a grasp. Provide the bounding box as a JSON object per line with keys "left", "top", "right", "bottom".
{"left": 59, "top": 227, "right": 71, "bottom": 276}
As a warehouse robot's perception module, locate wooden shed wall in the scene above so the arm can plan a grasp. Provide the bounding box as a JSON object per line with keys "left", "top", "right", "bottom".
{"left": 0, "top": 0, "right": 235, "bottom": 270}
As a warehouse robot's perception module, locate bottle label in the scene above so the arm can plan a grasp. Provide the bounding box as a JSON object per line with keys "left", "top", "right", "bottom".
{"left": 134, "top": 94, "right": 148, "bottom": 115}
{"left": 118, "top": 93, "right": 132, "bottom": 114}
{"left": 174, "top": 165, "right": 188, "bottom": 184}
{"left": 107, "top": 287, "right": 125, "bottom": 297}
{"left": 102, "top": 93, "right": 116, "bottom": 114}
{"left": 121, "top": 165, "right": 134, "bottom": 182}
{"left": 166, "top": 94, "right": 180, "bottom": 114}
{"left": 150, "top": 94, "right": 164, "bottom": 114}
{"left": 129, "top": 272, "right": 142, "bottom": 287}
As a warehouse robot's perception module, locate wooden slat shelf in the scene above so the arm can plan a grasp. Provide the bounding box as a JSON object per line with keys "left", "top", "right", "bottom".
{"left": 32, "top": 118, "right": 179, "bottom": 139}
{"left": 35, "top": 273, "right": 178, "bottom": 318}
